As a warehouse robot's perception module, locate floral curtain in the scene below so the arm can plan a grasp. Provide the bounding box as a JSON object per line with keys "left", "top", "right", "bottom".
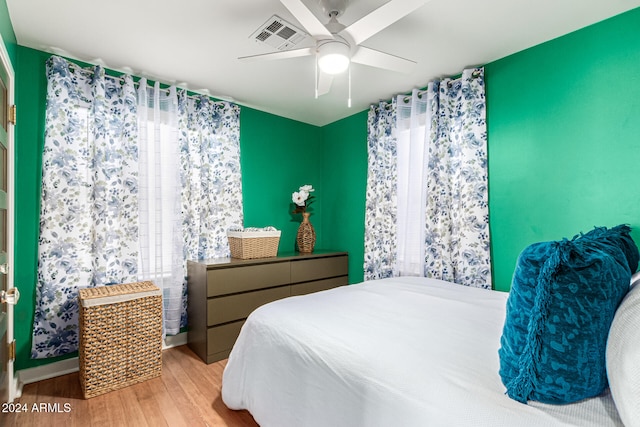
{"left": 178, "top": 92, "right": 243, "bottom": 264}
{"left": 33, "top": 56, "right": 244, "bottom": 358}
{"left": 178, "top": 93, "right": 243, "bottom": 328}
{"left": 424, "top": 68, "right": 491, "bottom": 288}
{"left": 363, "top": 99, "right": 398, "bottom": 281}
{"left": 363, "top": 68, "right": 490, "bottom": 288}
{"left": 33, "top": 56, "right": 139, "bottom": 358}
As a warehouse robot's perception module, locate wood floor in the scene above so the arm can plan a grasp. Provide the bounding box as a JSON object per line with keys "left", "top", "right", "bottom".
{"left": 3, "top": 345, "right": 259, "bottom": 427}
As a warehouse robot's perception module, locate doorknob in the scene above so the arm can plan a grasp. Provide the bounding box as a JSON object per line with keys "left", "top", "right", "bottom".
{"left": 1, "top": 287, "right": 19, "bottom": 305}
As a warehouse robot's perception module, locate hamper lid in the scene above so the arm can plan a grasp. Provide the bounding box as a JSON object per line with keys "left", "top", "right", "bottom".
{"left": 227, "top": 230, "right": 281, "bottom": 238}
{"left": 78, "top": 281, "right": 161, "bottom": 308}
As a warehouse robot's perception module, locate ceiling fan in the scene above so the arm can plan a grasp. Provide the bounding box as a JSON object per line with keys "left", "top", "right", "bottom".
{"left": 239, "top": 0, "right": 428, "bottom": 105}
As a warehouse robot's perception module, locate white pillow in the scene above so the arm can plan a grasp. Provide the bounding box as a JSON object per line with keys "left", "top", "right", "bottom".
{"left": 606, "top": 272, "right": 640, "bottom": 427}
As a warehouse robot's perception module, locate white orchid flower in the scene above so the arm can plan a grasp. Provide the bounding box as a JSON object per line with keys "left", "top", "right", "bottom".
{"left": 300, "top": 184, "right": 314, "bottom": 193}
{"left": 292, "top": 190, "right": 308, "bottom": 207}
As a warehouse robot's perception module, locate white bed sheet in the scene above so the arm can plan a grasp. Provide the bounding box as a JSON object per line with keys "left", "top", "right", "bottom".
{"left": 222, "top": 276, "right": 622, "bottom": 427}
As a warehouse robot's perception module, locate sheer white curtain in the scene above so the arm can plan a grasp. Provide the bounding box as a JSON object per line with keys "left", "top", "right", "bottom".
{"left": 395, "top": 86, "right": 435, "bottom": 276}
{"left": 137, "top": 79, "right": 184, "bottom": 335}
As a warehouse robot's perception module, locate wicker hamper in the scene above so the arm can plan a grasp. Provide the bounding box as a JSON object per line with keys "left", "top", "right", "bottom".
{"left": 227, "top": 230, "right": 281, "bottom": 259}
{"left": 78, "top": 281, "right": 163, "bottom": 399}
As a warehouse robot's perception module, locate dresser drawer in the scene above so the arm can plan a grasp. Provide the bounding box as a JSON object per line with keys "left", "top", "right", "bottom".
{"left": 207, "top": 320, "right": 245, "bottom": 357}
{"left": 207, "top": 285, "right": 290, "bottom": 326}
{"left": 291, "top": 255, "right": 348, "bottom": 282}
{"left": 290, "top": 276, "right": 348, "bottom": 296}
{"left": 207, "top": 262, "right": 290, "bottom": 297}
{"left": 188, "top": 252, "right": 349, "bottom": 364}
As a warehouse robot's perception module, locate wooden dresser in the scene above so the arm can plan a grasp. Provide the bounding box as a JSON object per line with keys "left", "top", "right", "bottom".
{"left": 187, "top": 251, "right": 349, "bottom": 364}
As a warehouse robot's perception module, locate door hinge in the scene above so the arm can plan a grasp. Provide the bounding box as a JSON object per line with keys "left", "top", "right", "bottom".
{"left": 8, "top": 340, "right": 15, "bottom": 361}
{"left": 8, "top": 105, "right": 16, "bottom": 125}
{"left": 1, "top": 287, "right": 19, "bottom": 305}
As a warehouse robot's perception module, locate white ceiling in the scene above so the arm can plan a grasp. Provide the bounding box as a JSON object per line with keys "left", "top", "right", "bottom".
{"left": 7, "top": 0, "right": 640, "bottom": 126}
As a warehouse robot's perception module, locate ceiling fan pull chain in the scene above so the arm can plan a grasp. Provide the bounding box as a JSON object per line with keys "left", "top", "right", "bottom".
{"left": 348, "top": 63, "right": 352, "bottom": 108}
{"left": 315, "top": 54, "right": 319, "bottom": 99}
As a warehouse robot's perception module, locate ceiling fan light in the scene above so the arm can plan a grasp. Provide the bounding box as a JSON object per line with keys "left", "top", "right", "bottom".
{"left": 317, "top": 40, "right": 350, "bottom": 75}
{"left": 318, "top": 54, "right": 349, "bottom": 74}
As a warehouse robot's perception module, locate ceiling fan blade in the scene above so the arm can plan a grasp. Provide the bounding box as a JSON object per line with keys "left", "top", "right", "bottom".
{"left": 317, "top": 71, "right": 334, "bottom": 96}
{"left": 280, "top": 0, "right": 334, "bottom": 40}
{"left": 339, "top": 0, "right": 428, "bottom": 45}
{"left": 351, "top": 46, "right": 416, "bottom": 74}
{"left": 238, "top": 47, "right": 314, "bottom": 62}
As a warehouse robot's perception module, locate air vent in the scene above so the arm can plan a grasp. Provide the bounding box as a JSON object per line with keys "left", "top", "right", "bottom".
{"left": 250, "top": 15, "right": 309, "bottom": 51}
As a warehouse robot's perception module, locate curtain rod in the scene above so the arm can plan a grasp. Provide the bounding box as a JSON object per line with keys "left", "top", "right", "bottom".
{"left": 106, "top": 73, "right": 233, "bottom": 105}
{"left": 373, "top": 69, "right": 482, "bottom": 113}
{"left": 400, "top": 69, "right": 482, "bottom": 105}
{"left": 64, "top": 57, "right": 234, "bottom": 105}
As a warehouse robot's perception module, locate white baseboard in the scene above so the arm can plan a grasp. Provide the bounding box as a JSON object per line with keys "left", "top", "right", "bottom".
{"left": 17, "top": 356, "right": 80, "bottom": 390}
{"left": 16, "top": 332, "right": 188, "bottom": 393}
{"left": 163, "top": 331, "right": 188, "bottom": 349}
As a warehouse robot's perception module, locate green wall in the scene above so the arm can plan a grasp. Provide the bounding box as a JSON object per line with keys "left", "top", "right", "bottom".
{"left": 14, "top": 47, "right": 50, "bottom": 370}
{"left": 240, "top": 106, "right": 324, "bottom": 252}
{"left": 485, "top": 7, "right": 640, "bottom": 291}
{"left": 0, "top": 0, "right": 16, "bottom": 64}
{"left": 10, "top": 6, "right": 640, "bottom": 370}
{"left": 320, "top": 111, "right": 369, "bottom": 284}
{"left": 320, "top": 7, "right": 640, "bottom": 292}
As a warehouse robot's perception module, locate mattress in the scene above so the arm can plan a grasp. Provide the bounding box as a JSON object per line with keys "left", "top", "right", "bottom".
{"left": 222, "top": 276, "right": 622, "bottom": 427}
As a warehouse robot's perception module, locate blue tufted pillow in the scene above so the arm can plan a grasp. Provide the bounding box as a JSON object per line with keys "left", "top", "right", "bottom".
{"left": 582, "top": 224, "right": 639, "bottom": 273}
{"left": 499, "top": 225, "right": 638, "bottom": 404}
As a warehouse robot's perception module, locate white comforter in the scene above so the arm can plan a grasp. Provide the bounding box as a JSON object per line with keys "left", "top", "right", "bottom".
{"left": 222, "top": 277, "right": 622, "bottom": 427}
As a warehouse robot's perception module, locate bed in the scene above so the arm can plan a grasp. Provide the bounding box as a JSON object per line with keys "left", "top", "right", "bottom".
{"left": 221, "top": 276, "right": 624, "bottom": 427}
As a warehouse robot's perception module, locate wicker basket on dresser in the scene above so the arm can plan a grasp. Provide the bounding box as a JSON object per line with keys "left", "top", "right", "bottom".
{"left": 187, "top": 251, "right": 349, "bottom": 364}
